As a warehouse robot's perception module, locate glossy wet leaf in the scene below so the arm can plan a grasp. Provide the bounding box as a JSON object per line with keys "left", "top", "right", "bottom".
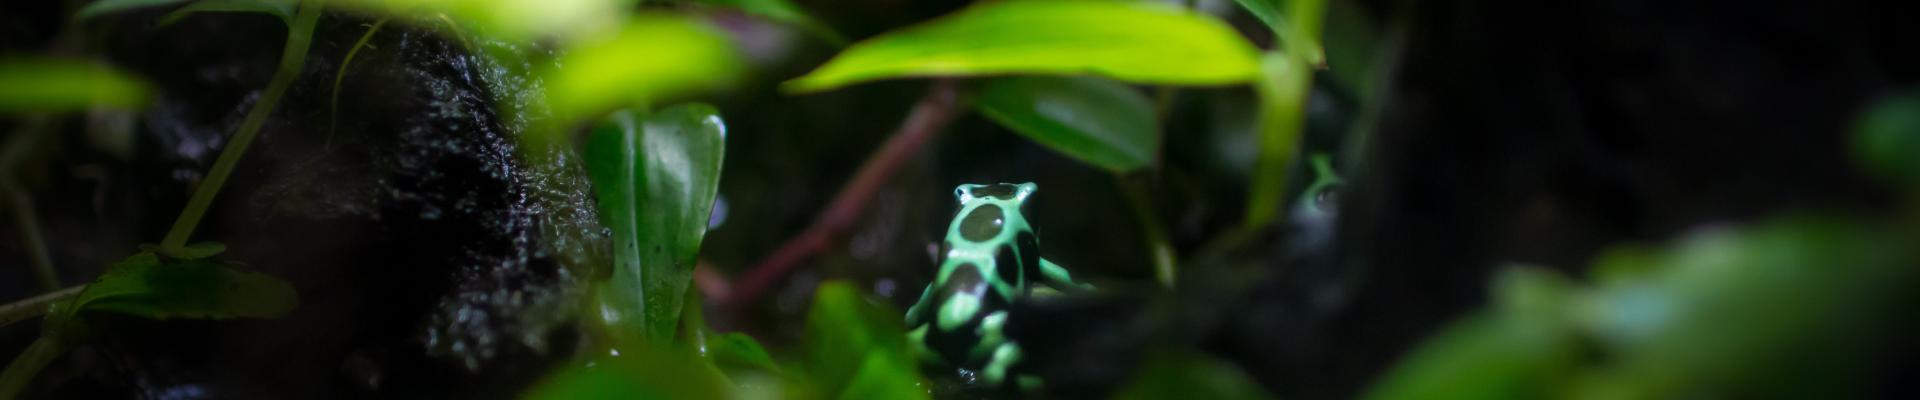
{"left": 1231, "top": 0, "right": 1326, "bottom": 65}
{"left": 73, "top": 0, "right": 189, "bottom": 20}
{"left": 1117, "top": 351, "right": 1274, "bottom": 400}
{"left": 157, "top": 0, "right": 297, "bottom": 26}
{"left": 976, "top": 76, "right": 1157, "bottom": 172}
{"left": 784, "top": 0, "right": 1260, "bottom": 93}
{"left": 524, "top": 351, "right": 731, "bottom": 399}
{"left": 587, "top": 105, "right": 728, "bottom": 345}
{"left": 0, "top": 58, "right": 151, "bottom": 113}
{"left": 542, "top": 14, "right": 741, "bottom": 127}
{"left": 70, "top": 252, "right": 298, "bottom": 320}
{"left": 803, "top": 281, "right": 927, "bottom": 399}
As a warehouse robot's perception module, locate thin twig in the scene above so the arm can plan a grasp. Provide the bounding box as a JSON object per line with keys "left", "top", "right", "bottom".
{"left": 1, "top": 116, "right": 60, "bottom": 292}
{"left": 726, "top": 80, "right": 962, "bottom": 307}
{"left": 0, "top": 285, "right": 82, "bottom": 328}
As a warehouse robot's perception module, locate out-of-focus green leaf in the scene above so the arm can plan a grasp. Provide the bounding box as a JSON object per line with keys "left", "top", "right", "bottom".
{"left": 803, "top": 281, "right": 928, "bottom": 399}
{"left": 0, "top": 58, "right": 151, "bottom": 113}
{"left": 708, "top": 332, "right": 779, "bottom": 372}
{"left": 1116, "top": 351, "right": 1273, "bottom": 400}
{"left": 541, "top": 15, "right": 740, "bottom": 129}
{"left": 696, "top": 0, "right": 844, "bottom": 45}
{"left": 784, "top": 0, "right": 1260, "bottom": 93}
{"left": 975, "top": 76, "right": 1157, "bottom": 173}
{"left": 1365, "top": 268, "right": 1581, "bottom": 400}
{"left": 523, "top": 351, "right": 731, "bottom": 399}
{"left": 1231, "top": 0, "right": 1326, "bottom": 66}
{"left": 70, "top": 252, "right": 298, "bottom": 320}
{"left": 157, "top": 0, "right": 297, "bottom": 25}
{"left": 1570, "top": 217, "right": 1909, "bottom": 398}
{"left": 586, "top": 105, "right": 728, "bottom": 346}
{"left": 73, "top": 0, "right": 188, "bottom": 20}
{"left": 334, "top": 0, "right": 631, "bottom": 40}
{"left": 139, "top": 241, "right": 227, "bottom": 260}
{"left": 1852, "top": 93, "right": 1920, "bottom": 187}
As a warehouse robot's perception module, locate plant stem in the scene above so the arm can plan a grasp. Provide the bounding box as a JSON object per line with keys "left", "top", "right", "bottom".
{"left": 1116, "top": 174, "right": 1177, "bottom": 288}
{"left": 0, "top": 288, "right": 72, "bottom": 328}
{"left": 0, "top": 116, "right": 60, "bottom": 292}
{"left": 159, "top": 0, "right": 324, "bottom": 251}
{"left": 0, "top": 336, "right": 63, "bottom": 400}
{"left": 728, "top": 80, "right": 962, "bottom": 307}
{"left": 327, "top": 17, "right": 389, "bottom": 149}
{"left": 1243, "top": 51, "right": 1312, "bottom": 229}
{"left": 0, "top": 286, "right": 81, "bottom": 329}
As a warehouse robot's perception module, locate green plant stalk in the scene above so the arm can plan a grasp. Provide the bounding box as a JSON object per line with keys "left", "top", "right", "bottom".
{"left": 327, "top": 16, "right": 389, "bottom": 148}
{"left": 1116, "top": 174, "right": 1177, "bottom": 288}
{"left": 0, "top": 336, "right": 63, "bottom": 400}
{"left": 0, "top": 286, "right": 81, "bottom": 329}
{"left": 159, "top": 0, "right": 324, "bottom": 252}
{"left": 1243, "top": 51, "right": 1312, "bottom": 229}
{"left": 1, "top": 116, "right": 60, "bottom": 292}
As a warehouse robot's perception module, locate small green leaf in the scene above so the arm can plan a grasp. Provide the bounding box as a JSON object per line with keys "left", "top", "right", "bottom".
{"left": 709, "top": 332, "right": 780, "bottom": 373}
{"left": 694, "top": 0, "right": 845, "bottom": 45}
{"left": 0, "top": 57, "right": 151, "bottom": 113}
{"left": 784, "top": 0, "right": 1261, "bottom": 93}
{"left": 803, "top": 281, "right": 927, "bottom": 399}
{"left": 1231, "top": 0, "right": 1327, "bottom": 65}
{"left": 1851, "top": 93, "right": 1920, "bottom": 187}
{"left": 141, "top": 241, "right": 228, "bottom": 260}
{"left": 975, "top": 76, "right": 1158, "bottom": 172}
{"left": 587, "top": 104, "right": 728, "bottom": 345}
{"left": 157, "top": 0, "right": 298, "bottom": 26}
{"left": 524, "top": 351, "right": 731, "bottom": 399}
{"left": 73, "top": 0, "right": 189, "bottom": 20}
{"left": 73, "top": 252, "right": 298, "bottom": 320}
{"left": 541, "top": 14, "right": 741, "bottom": 128}
{"left": 1116, "top": 351, "right": 1274, "bottom": 400}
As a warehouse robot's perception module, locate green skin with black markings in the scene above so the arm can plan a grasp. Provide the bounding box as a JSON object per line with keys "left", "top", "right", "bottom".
{"left": 905, "top": 183, "right": 1090, "bottom": 388}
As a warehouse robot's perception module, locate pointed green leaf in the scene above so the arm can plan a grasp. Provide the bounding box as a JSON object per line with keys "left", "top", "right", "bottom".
{"left": 709, "top": 332, "right": 780, "bottom": 373}
{"left": 976, "top": 76, "right": 1158, "bottom": 172}
{"left": 542, "top": 15, "right": 741, "bottom": 128}
{"left": 784, "top": 0, "right": 1260, "bottom": 93}
{"left": 157, "top": 0, "right": 298, "bottom": 26}
{"left": 0, "top": 57, "right": 151, "bottom": 113}
{"left": 73, "top": 0, "right": 190, "bottom": 20}
{"left": 72, "top": 252, "right": 298, "bottom": 320}
{"left": 587, "top": 104, "right": 728, "bottom": 345}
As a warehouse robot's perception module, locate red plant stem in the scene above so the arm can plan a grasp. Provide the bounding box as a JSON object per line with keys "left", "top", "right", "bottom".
{"left": 725, "top": 80, "right": 961, "bottom": 306}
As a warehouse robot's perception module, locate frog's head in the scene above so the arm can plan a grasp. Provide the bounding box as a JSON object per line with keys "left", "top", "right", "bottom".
{"left": 954, "top": 182, "right": 1036, "bottom": 205}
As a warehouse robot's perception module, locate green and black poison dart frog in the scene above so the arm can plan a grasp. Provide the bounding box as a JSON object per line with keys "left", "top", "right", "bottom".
{"left": 905, "top": 182, "right": 1091, "bottom": 388}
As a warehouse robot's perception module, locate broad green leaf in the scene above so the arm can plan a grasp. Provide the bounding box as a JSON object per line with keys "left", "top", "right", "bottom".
{"left": 157, "top": 0, "right": 297, "bottom": 26}
{"left": 587, "top": 105, "right": 728, "bottom": 345}
{"left": 784, "top": 0, "right": 1261, "bottom": 93}
{"left": 0, "top": 58, "right": 151, "bottom": 113}
{"left": 73, "top": 0, "right": 189, "bottom": 20}
{"left": 524, "top": 351, "right": 731, "bottom": 399}
{"left": 70, "top": 252, "right": 298, "bottom": 320}
{"left": 803, "top": 281, "right": 927, "bottom": 399}
{"left": 1851, "top": 93, "right": 1920, "bottom": 187}
{"left": 540, "top": 14, "right": 740, "bottom": 129}
{"left": 1231, "top": 0, "right": 1326, "bottom": 65}
{"left": 975, "top": 77, "right": 1157, "bottom": 172}
{"left": 1117, "top": 351, "right": 1274, "bottom": 400}
{"left": 696, "top": 0, "right": 845, "bottom": 45}
{"left": 333, "top": 0, "right": 631, "bottom": 40}
{"left": 1364, "top": 268, "right": 1581, "bottom": 400}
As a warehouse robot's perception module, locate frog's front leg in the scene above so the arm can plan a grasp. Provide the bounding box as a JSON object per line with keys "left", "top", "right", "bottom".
{"left": 1037, "top": 258, "right": 1094, "bottom": 291}
{"left": 904, "top": 284, "right": 935, "bottom": 325}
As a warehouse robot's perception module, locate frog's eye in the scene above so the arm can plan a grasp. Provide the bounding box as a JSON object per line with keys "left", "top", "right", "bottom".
{"left": 1013, "top": 182, "right": 1036, "bottom": 202}
{"left": 954, "top": 184, "right": 982, "bottom": 204}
